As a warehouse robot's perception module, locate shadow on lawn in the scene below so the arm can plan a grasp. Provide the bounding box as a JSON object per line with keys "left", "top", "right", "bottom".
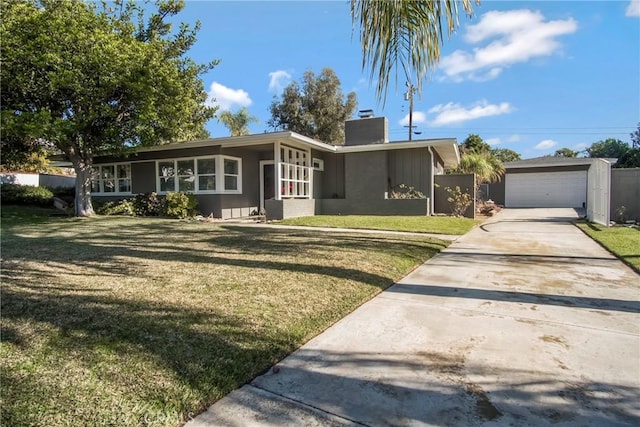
{"left": 0, "top": 284, "right": 297, "bottom": 426}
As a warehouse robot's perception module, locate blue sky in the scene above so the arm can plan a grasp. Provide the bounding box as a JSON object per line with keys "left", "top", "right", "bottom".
{"left": 175, "top": 0, "right": 639, "bottom": 158}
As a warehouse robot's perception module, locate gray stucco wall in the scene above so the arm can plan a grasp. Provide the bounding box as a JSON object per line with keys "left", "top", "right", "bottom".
{"left": 265, "top": 199, "right": 315, "bottom": 220}
{"left": 610, "top": 168, "right": 640, "bottom": 221}
{"left": 487, "top": 180, "right": 505, "bottom": 205}
{"left": 434, "top": 174, "right": 475, "bottom": 218}
{"left": 319, "top": 152, "right": 345, "bottom": 198}
{"left": 345, "top": 151, "right": 388, "bottom": 199}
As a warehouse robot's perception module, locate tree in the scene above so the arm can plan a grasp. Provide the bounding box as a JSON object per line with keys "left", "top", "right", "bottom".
{"left": 218, "top": 108, "right": 258, "bottom": 136}
{"left": 1, "top": 0, "right": 216, "bottom": 216}
{"left": 268, "top": 68, "right": 357, "bottom": 144}
{"left": 351, "top": 0, "right": 475, "bottom": 104}
{"left": 491, "top": 148, "right": 521, "bottom": 163}
{"left": 461, "top": 134, "right": 491, "bottom": 154}
{"left": 586, "top": 138, "right": 630, "bottom": 159}
{"left": 554, "top": 148, "right": 578, "bottom": 158}
{"left": 631, "top": 123, "right": 639, "bottom": 149}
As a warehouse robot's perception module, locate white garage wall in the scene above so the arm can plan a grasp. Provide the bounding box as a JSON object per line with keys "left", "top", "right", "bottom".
{"left": 587, "top": 159, "right": 611, "bottom": 226}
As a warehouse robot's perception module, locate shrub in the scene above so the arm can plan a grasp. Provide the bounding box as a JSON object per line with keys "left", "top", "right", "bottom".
{"left": 163, "top": 192, "right": 198, "bottom": 219}
{"left": 446, "top": 186, "right": 473, "bottom": 217}
{"left": 0, "top": 184, "right": 54, "bottom": 207}
{"left": 132, "top": 192, "right": 164, "bottom": 216}
{"left": 389, "top": 184, "right": 426, "bottom": 199}
{"left": 95, "top": 199, "right": 135, "bottom": 216}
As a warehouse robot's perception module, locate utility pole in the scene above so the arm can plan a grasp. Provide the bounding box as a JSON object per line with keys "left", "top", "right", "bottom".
{"left": 405, "top": 81, "right": 415, "bottom": 141}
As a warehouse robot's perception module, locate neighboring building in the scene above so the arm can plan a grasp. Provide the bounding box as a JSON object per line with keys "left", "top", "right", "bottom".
{"left": 91, "top": 116, "right": 461, "bottom": 220}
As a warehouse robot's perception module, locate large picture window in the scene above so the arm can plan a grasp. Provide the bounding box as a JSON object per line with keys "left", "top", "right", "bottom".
{"left": 91, "top": 163, "right": 131, "bottom": 195}
{"left": 156, "top": 155, "right": 242, "bottom": 194}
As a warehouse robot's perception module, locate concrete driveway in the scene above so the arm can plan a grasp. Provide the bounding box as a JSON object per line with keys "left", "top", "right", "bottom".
{"left": 188, "top": 208, "right": 640, "bottom": 426}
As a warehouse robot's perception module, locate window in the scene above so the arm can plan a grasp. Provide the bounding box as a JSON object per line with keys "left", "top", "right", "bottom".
{"left": 223, "top": 158, "right": 239, "bottom": 191}
{"left": 197, "top": 158, "right": 216, "bottom": 191}
{"left": 279, "top": 145, "right": 311, "bottom": 198}
{"left": 91, "top": 163, "right": 131, "bottom": 194}
{"left": 312, "top": 158, "right": 324, "bottom": 171}
{"left": 156, "top": 155, "right": 241, "bottom": 194}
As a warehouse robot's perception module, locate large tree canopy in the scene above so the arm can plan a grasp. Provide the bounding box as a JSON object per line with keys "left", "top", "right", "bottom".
{"left": 268, "top": 68, "right": 357, "bottom": 144}
{"left": 351, "top": 0, "right": 476, "bottom": 104}
{"left": 554, "top": 147, "right": 578, "bottom": 158}
{"left": 491, "top": 148, "right": 521, "bottom": 163}
{"left": 1, "top": 0, "right": 216, "bottom": 216}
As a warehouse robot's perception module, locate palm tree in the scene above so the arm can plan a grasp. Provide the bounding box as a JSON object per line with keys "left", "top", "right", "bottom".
{"left": 218, "top": 108, "right": 259, "bottom": 137}
{"left": 351, "top": 0, "right": 476, "bottom": 104}
{"left": 456, "top": 151, "right": 505, "bottom": 202}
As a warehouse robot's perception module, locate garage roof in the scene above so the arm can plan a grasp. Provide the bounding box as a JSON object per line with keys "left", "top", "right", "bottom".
{"left": 505, "top": 157, "right": 616, "bottom": 169}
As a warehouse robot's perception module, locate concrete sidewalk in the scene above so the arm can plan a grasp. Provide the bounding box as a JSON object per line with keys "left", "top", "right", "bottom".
{"left": 188, "top": 208, "right": 640, "bottom": 426}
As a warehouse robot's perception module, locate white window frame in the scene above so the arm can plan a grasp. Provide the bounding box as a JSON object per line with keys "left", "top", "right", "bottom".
{"left": 155, "top": 155, "right": 242, "bottom": 195}
{"left": 91, "top": 162, "right": 132, "bottom": 195}
{"left": 278, "top": 144, "right": 312, "bottom": 199}
{"left": 312, "top": 157, "right": 324, "bottom": 171}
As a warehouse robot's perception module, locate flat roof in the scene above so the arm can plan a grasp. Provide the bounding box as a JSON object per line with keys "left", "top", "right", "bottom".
{"left": 505, "top": 157, "right": 616, "bottom": 169}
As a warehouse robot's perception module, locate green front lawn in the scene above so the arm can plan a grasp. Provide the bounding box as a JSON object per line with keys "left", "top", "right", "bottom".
{"left": 0, "top": 206, "right": 448, "bottom": 426}
{"left": 576, "top": 221, "right": 640, "bottom": 272}
{"left": 278, "top": 215, "right": 479, "bottom": 235}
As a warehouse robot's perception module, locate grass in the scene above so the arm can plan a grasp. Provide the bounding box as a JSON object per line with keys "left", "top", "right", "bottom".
{"left": 576, "top": 221, "right": 640, "bottom": 272}
{"left": 277, "top": 215, "right": 479, "bottom": 235}
{"left": 0, "top": 205, "right": 449, "bottom": 426}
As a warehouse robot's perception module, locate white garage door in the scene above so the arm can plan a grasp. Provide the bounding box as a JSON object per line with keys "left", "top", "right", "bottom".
{"left": 505, "top": 171, "right": 587, "bottom": 208}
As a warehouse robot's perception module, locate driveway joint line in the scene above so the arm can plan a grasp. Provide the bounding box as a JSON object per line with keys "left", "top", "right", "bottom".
{"left": 377, "top": 294, "right": 640, "bottom": 337}
{"left": 248, "top": 383, "right": 371, "bottom": 426}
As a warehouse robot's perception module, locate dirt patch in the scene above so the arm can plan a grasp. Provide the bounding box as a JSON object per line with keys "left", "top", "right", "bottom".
{"left": 416, "top": 351, "right": 465, "bottom": 376}
{"left": 540, "top": 334, "right": 569, "bottom": 349}
{"left": 465, "top": 382, "right": 503, "bottom": 421}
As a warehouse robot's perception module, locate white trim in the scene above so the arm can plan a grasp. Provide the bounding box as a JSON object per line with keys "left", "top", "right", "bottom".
{"left": 91, "top": 162, "right": 132, "bottom": 196}
{"left": 312, "top": 158, "right": 324, "bottom": 171}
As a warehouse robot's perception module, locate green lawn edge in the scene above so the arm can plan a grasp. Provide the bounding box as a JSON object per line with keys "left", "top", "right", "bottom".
{"left": 575, "top": 220, "right": 640, "bottom": 273}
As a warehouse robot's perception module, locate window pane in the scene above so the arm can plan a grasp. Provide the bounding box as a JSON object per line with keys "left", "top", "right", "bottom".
{"left": 160, "top": 177, "right": 174, "bottom": 192}
{"left": 117, "top": 164, "right": 130, "bottom": 179}
{"left": 198, "top": 176, "right": 216, "bottom": 191}
{"left": 224, "top": 175, "right": 237, "bottom": 190}
{"left": 178, "top": 176, "right": 195, "bottom": 192}
{"left": 103, "top": 179, "right": 115, "bottom": 192}
{"left": 118, "top": 179, "right": 131, "bottom": 193}
{"left": 224, "top": 159, "right": 238, "bottom": 175}
{"left": 197, "top": 158, "right": 216, "bottom": 175}
{"left": 159, "top": 161, "right": 174, "bottom": 178}
{"left": 102, "top": 165, "right": 115, "bottom": 180}
{"left": 91, "top": 167, "right": 100, "bottom": 180}
{"left": 177, "top": 160, "right": 194, "bottom": 176}
{"left": 91, "top": 180, "right": 100, "bottom": 193}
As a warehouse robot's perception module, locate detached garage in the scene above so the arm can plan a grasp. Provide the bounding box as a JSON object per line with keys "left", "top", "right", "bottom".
{"left": 488, "top": 157, "right": 613, "bottom": 225}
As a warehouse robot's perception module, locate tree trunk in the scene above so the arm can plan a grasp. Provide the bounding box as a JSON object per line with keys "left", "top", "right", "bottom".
{"left": 69, "top": 154, "right": 95, "bottom": 217}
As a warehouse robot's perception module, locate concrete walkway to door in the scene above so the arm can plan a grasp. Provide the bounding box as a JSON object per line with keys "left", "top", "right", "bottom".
{"left": 187, "top": 208, "right": 640, "bottom": 426}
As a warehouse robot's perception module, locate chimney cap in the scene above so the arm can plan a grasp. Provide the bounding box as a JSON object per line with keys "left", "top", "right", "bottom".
{"left": 358, "top": 109, "right": 374, "bottom": 118}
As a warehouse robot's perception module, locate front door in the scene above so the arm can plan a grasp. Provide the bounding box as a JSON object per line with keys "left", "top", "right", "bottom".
{"left": 260, "top": 161, "right": 275, "bottom": 210}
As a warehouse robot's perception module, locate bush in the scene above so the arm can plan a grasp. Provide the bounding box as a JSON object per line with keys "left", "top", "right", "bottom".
{"left": 95, "top": 199, "right": 135, "bottom": 216}
{"left": 389, "top": 184, "right": 426, "bottom": 199}
{"left": 163, "top": 192, "right": 198, "bottom": 219}
{"left": 446, "top": 186, "right": 473, "bottom": 217}
{"left": 0, "top": 184, "right": 54, "bottom": 207}
{"left": 132, "top": 192, "right": 164, "bottom": 216}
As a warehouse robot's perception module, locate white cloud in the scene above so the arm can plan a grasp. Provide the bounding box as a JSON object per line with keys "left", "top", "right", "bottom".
{"left": 485, "top": 138, "right": 501, "bottom": 146}
{"left": 627, "top": 0, "right": 640, "bottom": 17}
{"left": 268, "top": 70, "right": 292, "bottom": 93}
{"left": 439, "top": 9, "right": 578, "bottom": 82}
{"left": 507, "top": 134, "right": 521, "bottom": 142}
{"left": 206, "top": 82, "right": 252, "bottom": 111}
{"left": 399, "top": 111, "right": 427, "bottom": 127}
{"left": 426, "top": 100, "right": 513, "bottom": 126}
{"left": 535, "top": 139, "right": 558, "bottom": 150}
